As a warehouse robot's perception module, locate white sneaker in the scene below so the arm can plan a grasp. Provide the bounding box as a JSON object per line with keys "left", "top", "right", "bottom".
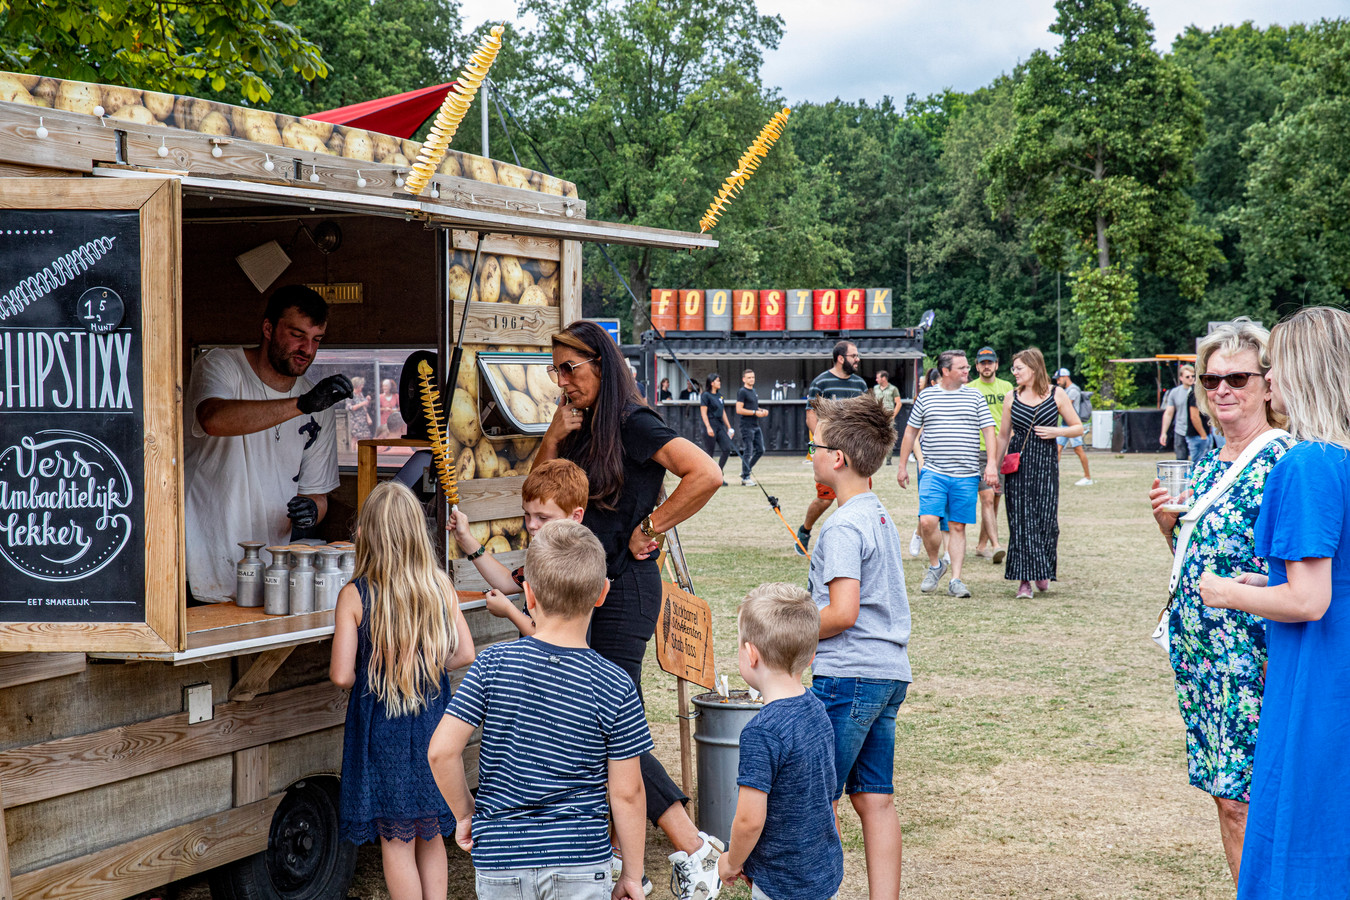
{"left": 1075, "top": 477, "right": 1094, "bottom": 486}
{"left": 669, "top": 834, "right": 723, "bottom": 900}
{"left": 943, "top": 551, "right": 951, "bottom": 564}
{"left": 908, "top": 530, "right": 923, "bottom": 557}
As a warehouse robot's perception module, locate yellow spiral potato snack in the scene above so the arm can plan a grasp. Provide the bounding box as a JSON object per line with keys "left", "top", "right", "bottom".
{"left": 699, "top": 107, "right": 791, "bottom": 233}
{"left": 416, "top": 360, "right": 460, "bottom": 506}
{"left": 405, "top": 26, "right": 506, "bottom": 197}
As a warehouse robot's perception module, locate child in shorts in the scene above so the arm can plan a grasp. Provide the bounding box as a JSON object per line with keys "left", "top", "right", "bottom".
{"left": 807, "top": 393, "right": 912, "bottom": 897}
{"left": 717, "top": 583, "right": 843, "bottom": 900}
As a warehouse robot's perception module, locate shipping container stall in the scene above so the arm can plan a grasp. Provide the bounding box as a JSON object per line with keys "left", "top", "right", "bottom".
{"left": 0, "top": 74, "right": 712, "bottom": 900}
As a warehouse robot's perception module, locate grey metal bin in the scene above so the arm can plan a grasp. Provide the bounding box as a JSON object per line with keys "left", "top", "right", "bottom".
{"left": 692, "top": 690, "right": 765, "bottom": 843}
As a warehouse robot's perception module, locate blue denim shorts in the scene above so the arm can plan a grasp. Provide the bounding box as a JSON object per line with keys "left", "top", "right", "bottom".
{"left": 811, "top": 676, "right": 909, "bottom": 797}
{"left": 917, "top": 469, "right": 978, "bottom": 525}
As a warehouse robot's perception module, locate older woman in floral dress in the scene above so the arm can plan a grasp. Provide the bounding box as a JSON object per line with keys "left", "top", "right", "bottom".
{"left": 1148, "top": 318, "right": 1291, "bottom": 886}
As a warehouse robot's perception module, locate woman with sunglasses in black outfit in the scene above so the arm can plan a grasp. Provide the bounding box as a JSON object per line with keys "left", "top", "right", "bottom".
{"left": 536, "top": 321, "right": 726, "bottom": 896}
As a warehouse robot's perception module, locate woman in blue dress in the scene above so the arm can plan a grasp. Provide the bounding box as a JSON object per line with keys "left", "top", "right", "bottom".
{"left": 1200, "top": 306, "right": 1350, "bottom": 898}
{"left": 1148, "top": 319, "right": 1292, "bottom": 886}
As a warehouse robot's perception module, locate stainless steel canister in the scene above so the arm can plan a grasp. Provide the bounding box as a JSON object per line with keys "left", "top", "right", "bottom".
{"left": 313, "top": 548, "right": 343, "bottom": 611}
{"left": 234, "top": 541, "right": 265, "bottom": 608}
{"left": 263, "top": 547, "right": 291, "bottom": 615}
{"left": 288, "top": 547, "right": 317, "bottom": 614}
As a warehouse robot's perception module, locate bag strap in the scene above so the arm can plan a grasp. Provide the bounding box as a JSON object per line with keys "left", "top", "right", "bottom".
{"left": 1167, "top": 428, "right": 1291, "bottom": 594}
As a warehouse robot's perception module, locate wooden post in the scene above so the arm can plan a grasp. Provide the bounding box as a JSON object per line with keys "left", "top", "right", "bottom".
{"left": 0, "top": 773, "right": 12, "bottom": 900}
{"left": 677, "top": 678, "right": 693, "bottom": 803}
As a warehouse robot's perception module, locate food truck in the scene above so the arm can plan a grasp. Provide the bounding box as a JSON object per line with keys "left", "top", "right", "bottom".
{"left": 0, "top": 73, "right": 713, "bottom": 900}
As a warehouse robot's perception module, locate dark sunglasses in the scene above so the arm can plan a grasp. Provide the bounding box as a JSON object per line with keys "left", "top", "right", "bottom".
{"left": 1199, "top": 372, "right": 1262, "bottom": 390}
{"left": 546, "top": 357, "right": 599, "bottom": 383}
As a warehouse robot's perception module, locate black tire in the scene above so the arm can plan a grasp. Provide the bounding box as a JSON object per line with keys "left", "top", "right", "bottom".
{"left": 209, "top": 777, "right": 357, "bottom": 900}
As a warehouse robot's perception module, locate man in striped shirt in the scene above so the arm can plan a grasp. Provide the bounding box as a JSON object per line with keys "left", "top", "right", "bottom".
{"left": 896, "top": 350, "right": 997, "bottom": 598}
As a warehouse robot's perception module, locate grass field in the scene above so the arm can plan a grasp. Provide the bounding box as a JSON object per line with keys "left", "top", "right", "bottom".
{"left": 167, "top": 450, "right": 1235, "bottom": 899}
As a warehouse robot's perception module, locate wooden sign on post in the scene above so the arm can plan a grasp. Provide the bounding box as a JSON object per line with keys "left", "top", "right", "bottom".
{"left": 656, "top": 581, "right": 716, "bottom": 690}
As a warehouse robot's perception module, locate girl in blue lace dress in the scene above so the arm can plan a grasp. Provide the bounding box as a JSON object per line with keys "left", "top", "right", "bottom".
{"left": 329, "top": 481, "right": 475, "bottom": 900}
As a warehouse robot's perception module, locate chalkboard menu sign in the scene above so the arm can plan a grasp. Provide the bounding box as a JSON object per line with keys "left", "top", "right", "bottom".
{"left": 0, "top": 209, "right": 146, "bottom": 623}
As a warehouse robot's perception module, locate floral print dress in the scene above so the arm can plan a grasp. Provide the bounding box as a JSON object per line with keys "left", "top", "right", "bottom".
{"left": 1168, "top": 436, "right": 1290, "bottom": 801}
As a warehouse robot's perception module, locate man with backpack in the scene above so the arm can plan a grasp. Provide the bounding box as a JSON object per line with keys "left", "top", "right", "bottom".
{"left": 1055, "top": 367, "right": 1093, "bottom": 486}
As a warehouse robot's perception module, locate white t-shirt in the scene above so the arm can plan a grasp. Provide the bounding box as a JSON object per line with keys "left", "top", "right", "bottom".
{"left": 184, "top": 348, "right": 339, "bottom": 601}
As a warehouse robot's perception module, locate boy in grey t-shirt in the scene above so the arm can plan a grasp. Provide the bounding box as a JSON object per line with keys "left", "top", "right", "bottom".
{"left": 806, "top": 394, "right": 910, "bottom": 899}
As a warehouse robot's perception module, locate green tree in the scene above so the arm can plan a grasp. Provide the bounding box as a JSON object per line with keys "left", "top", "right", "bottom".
{"left": 1240, "top": 19, "right": 1350, "bottom": 312}
{"left": 986, "top": 0, "right": 1216, "bottom": 400}
{"left": 0, "top": 0, "right": 326, "bottom": 102}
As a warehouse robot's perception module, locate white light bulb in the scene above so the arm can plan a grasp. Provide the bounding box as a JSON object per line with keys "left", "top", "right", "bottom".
{"left": 211, "top": 144, "right": 222, "bottom": 158}
{"left": 564, "top": 204, "right": 575, "bottom": 218}
{"left": 431, "top": 184, "right": 440, "bottom": 198}
{"left": 310, "top": 170, "right": 320, "bottom": 183}
{"left": 93, "top": 105, "right": 105, "bottom": 117}
{"left": 356, "top": 171, "right": 367, "bottom": 188}
{"left": 157, "top": 139, "right": 168, "bottom": 158}
{"left": 263, "top": 154, "right": 274, "bottom": 172}
{"left": 395, "top": 172, "right": 405, "bottom": 187}
{"left": 35, "top": 117, "right": 47, "bottom": 139}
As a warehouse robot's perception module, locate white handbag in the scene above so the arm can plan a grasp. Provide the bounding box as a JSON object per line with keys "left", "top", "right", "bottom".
{"left": 1152, "top": 429, "right": 1291, "bottom": 652}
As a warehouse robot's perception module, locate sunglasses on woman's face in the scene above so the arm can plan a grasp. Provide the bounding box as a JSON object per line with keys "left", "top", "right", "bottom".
{"left": 546, "top": 357, "right": 599, "bottom": 383}
{"left": 1199, "top": 372, "right": 1262, "bottom": 390}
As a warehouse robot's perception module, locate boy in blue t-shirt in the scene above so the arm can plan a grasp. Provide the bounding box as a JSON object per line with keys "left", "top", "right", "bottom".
{"left": 429, "top": 520, "right": 652, "bottom": 899}
{"left": 718, "top": 582, "right": 843, "bottom": 900}
{"left": 807, "top": 394, "right": 912, "bottom": 896}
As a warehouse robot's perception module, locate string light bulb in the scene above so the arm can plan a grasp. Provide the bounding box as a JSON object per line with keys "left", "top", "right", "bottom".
{"left": 157, "top": 138, "right": 168, "bottom": 158}
{"left": 430, "top": 181, "right": 440, "bottom": 199}
{"left": 356, "top": 171, "right": 367, "bottom": 188}
{"left": 699, "top": 107, "right": 791, "bottom": 233}
{"left": 394, "top": 171, "right": 405, "bottom": 187}
{"left": 211, "top": 143, "right": 223, "bottom": 158}
{"left": 405, "top": 25, "right": 506, "bottom": 196}
{"left": 93, "top": 104, "right": 105, "bottom": 118}
{"left": 263, "top": 153, "right": 275, "bottom": 172}
{"left": 35, "top": 117, "right": 47, "bottom": 139}
{"left": 310, "top": 168, "right": 320, "bottom": 183}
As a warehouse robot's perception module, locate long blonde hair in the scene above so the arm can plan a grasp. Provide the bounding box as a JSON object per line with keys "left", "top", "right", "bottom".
{"left": 1194, "top": 317, "right": 1285, "bottom": 435}
{"left": 354, "top": 481, "right": 459, "bottom": 716}
{"left": 1269, "top": 307, "right": 1350, "bottom": 450}
{"left": 1012, "top": 347, "right": 1050, "bottom": 398}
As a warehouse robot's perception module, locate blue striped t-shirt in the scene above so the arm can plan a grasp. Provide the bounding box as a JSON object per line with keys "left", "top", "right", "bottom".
{"left": 444, "top": 637, "right": 653, "bottom": 870}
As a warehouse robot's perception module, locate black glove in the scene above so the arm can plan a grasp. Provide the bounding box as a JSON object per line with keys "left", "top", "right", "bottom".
{"left": 297, "top": 374, "right": 353, "bottom": 414}
{"left": 287, "top": 496, "right": 319, "bottom": 530}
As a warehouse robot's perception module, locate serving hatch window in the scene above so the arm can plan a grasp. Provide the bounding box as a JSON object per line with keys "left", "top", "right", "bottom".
{"left": 307, "top": 347, "right": 430, "bottom": 468}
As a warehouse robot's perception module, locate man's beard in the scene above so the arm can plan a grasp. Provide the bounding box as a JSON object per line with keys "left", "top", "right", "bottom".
{"left": 267, "top": 340, "right": 310, "bottom": 377}
{"left": 840, "top": 360, "right": 856, "bottom": 376}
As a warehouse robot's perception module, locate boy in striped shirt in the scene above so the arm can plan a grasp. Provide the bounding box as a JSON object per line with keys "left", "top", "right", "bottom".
{"left": 429, "top": 519, "right": 652, "bottom": 899}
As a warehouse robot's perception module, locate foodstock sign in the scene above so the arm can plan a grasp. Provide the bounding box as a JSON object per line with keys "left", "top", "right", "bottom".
{"left": 649, "top": 287, "right": 893, "bottom": 333}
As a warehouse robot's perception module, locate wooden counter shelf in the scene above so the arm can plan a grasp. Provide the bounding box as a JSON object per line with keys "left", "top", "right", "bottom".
{"left": 88, "top": 590, "right": 493, "bottom": 665}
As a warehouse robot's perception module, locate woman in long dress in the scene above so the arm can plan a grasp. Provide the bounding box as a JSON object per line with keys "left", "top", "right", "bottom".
{"left": 997, "top": 348, "right": 1082, "bottom": 598}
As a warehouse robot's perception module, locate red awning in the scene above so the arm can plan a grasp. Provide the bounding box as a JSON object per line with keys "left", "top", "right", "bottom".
{"left": 305, "top": 82, "right": 457, "bottom": 139}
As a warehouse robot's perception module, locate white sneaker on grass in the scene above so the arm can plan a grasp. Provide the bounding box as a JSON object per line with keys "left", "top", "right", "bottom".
{"left": 669, "top": 834, "right": 723, "bottom": 900}
{"left": 909, "top": 529, "right": 923, "bottom": 557}
{"left": 1075, "top": 477, "right": 1094, "bottom": 486}
{"left": 948, "top": 577, "right": 972, "bottom": 598}
{"left": 920, "top": 559, "right": 949, "bottom": 593}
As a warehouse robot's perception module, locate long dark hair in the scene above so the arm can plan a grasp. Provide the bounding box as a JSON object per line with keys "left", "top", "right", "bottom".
{"left": 704, "top": 373, "right": 720, "bottom": 392}
{"left": 552, "top": 321, "right": 645, "bottom": 510}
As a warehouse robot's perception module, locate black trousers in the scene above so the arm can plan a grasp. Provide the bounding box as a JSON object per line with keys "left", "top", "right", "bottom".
{"left": 588, "top": 558, "right": 689, "bottom": 823}
{"left": 702, "top": 425, "right": 736, "bottom": 470}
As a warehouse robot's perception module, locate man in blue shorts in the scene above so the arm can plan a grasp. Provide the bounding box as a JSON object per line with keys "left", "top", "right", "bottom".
{"left": 1054, "top": 367, "right": 1093, "bottom": 485}
{"left": 896, "top": 350, "right": 996, "bottom": 598}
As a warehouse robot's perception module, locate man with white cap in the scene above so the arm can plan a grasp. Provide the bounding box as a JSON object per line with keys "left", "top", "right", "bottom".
{"left": 1055, "top": 367, "right": 1093, "bottom": 485}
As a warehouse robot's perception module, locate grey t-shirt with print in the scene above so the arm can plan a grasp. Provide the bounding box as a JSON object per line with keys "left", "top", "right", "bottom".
{"left": 808, "top": 492, "right": 912, "bottom": 682}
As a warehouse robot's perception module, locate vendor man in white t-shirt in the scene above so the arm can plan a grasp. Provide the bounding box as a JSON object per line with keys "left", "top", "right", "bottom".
{"left": 185, "top": 285, "right": 353, "bottom": 602}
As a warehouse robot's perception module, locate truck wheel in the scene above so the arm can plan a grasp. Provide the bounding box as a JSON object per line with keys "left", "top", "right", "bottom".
{"left": 209, "top": 778, "right": 357, "bottom": 900}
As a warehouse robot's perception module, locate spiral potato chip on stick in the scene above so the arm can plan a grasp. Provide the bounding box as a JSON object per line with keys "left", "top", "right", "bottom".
{"left": 699, "top": 107, "right": 791, "bottom": 233}
{"left": 405, "top": 25, "right": 506, "bottom": 197}
{"left": 416, "top": 361, "right": 460, "bottom": 508}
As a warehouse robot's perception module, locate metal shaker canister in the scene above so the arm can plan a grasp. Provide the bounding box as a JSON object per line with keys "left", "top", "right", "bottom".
{"left": 313, "top": 548, "right": 343, "bottom": 611}
{"left": 337, "top": 545, "right": 356, "bottom": 588}
{"left": 263, "top": 547, "right": 292, "bottom": 615}
{"left": 235, "top": 541, "right": 265, "bottom": 607}
{"left": 288, "top": 547, "right": 317, "bottom": 614}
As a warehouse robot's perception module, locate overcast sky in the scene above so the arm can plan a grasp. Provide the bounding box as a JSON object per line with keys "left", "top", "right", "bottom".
{"left": 458, "top": 0, "right": 1345, "bottom": 104}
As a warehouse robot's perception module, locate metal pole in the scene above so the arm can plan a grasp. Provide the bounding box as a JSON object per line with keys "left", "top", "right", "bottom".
{"left": 481, "top": 81, "right": 490, "bottom": 159}
{"left": 1056, "top": 270, "right": 1062, "bottom": 370}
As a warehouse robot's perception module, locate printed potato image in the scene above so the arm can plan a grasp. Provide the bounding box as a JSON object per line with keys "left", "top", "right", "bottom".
{"left": 402, "top": 138, "right": 421, "bottom": 159}
{"left": 563, "top": 182, "right": 579, "bottom": 199}
{"left": 449, "top": 391, "right": 481, "bottom": 445}
{"left": 9, "top": 73, "right": 39, "bottom": 90}
{"left": 474, "top": 440, "right": 500, "bottom": 479}
{"left": 477, "top": 256, "right": 502, "bottom": 303}
{"left": 463, "top": 156, "right": 497, "bottom": 184}
{"left": 511, "top": 437, "right": 539, "bottom": 459}
{"left": 501, "top": 467, "right": 520, "bottom": 478}
{"left": 537, "top": 273, "right": 559, "bottom": 301}
{"left": 110, "top": 105, "right": 156, "bottom": 126}
{"left": 469, "top": 520, "right": 491, "bottom": 547}
{"left": 537, "top": 258, "right": 559, "bottom": 277}
{"left": 199, "top": 111, "right": 232, "bottom": 136}
{"left": 240, "top": 109, "right": 282, "bottom": 145}
{"left": 518, "top": 284, "right": 549, "bottom": 307}
{"left": 343, "top": 128, "right": 373, "bottom": 161}
{"left": 174, "top": 96, "right": 213, "bottom": 132}
{"left": 388, "top": 152, "right": 410, "bottom": 168}
{"left": 499, "top": 256, "right": 526, "bottom": 299}
{"left": 326, "top": 131, "right": 345, "bottom": 155}
{"left": 101, "top": 85, "right": 141, "bottom": 111}
{"left": 142, "top": 90, "right": 174, "bottom": 121}
{"left": 296, "top": 117, "right": 334, "bottom": 142}
{"left": 438, "top": 153, "right": 462, "bottom": 178}
{"left": 499, "top": 516, "right": 523, "bottom": 537}
{"left": 371, "top": 132, "right": 400, "bottom": 163}
{"left": 496, "top": 162, "right": 531, "bottom": 189}
{"left": 526, "top": 365, "right": 562, "bottom": 406}
{"left": 500, "top": 363, "right": 528, "bottom": 392}
{"left": 55, "top": 80, "right": 100, "bottom": 115}
{"left": 456, "top": 445, "right": 477, "bottom": 482}
{"left": 507, "top": 390, "right": 539, "bottom": 425}
{"left": 537, "top": 173, "right": 566, "bottom": 196}
{"left": 31, "top": 79, "right": 57, "bottom": 105}
{"left": 485, "top": 535, "right": 512, "bottom": 555}
{"left": 512, "top": 529, "right": 529, "bottom": 550}
{"left": 282, "top": 121, "right": 329, "bottom": 154}
{"left": 447, "top": 265, "right": 472, "bottom": 302}
{"left": 0, "top": 76, "right": 36, "bottom": 105}
{"left": 456, "top": 348, "right": 479, "bottom": 403}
